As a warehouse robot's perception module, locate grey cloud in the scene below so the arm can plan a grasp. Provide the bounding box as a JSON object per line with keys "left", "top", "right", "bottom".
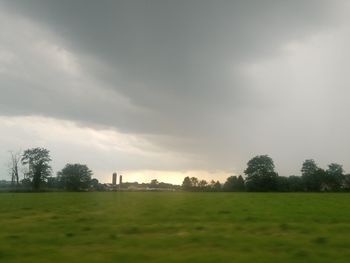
{"left": 1, "top": 0, "right": 336, "bottom": 110}
{"left": 1, "top": 0, "right": 350, "bottom": 175}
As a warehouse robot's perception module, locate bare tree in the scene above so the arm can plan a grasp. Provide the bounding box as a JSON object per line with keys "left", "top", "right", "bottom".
{"left": 8, "top": 150, "right": 21, "bottom": 186}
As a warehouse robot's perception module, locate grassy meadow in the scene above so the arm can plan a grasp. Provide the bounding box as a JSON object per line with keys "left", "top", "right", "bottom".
{"left": 1, "top": 192, "right": 350, "bottom": 262}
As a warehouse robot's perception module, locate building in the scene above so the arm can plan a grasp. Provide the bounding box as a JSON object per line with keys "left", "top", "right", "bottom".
{"left": 119, "top": 175, "right": 123, "bottom": 189}
{"left": 112, "top": 172, "right": 117, "bottom": 185}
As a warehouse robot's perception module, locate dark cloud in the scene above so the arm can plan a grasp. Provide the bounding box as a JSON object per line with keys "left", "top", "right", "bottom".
{"left": 1, "top": 0, "right": 349, "bottom": 176}
{"left": 1, "top": 0, "right": 336, "bottom": 112}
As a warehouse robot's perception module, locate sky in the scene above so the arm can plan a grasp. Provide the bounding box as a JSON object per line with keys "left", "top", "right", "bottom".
{"left": 1, "top": 0, "right": 350, "bottom": 184}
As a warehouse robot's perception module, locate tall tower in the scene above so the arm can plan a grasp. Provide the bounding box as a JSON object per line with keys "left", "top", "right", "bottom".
{"left": 119, "top": 175, "right": 123, "bottom": 189}
{"left": 112, "top": 172, "right": 117, "bottom": 185}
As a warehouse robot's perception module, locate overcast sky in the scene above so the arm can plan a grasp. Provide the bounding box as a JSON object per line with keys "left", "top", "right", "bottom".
{"left": 1, "top": 0, "right": 350, "bottom": 184}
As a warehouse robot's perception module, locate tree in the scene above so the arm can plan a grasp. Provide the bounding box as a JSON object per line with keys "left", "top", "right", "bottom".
{"left": 209, "top": 180, "right": 222, "bottom": 191}
{"left": 198, "top": 180, "right": 208, "bottom": 189}
{"left": 182, "top": 176, "right": 192, "bottom": 191}
{"left": 325, "top": 163, "right": 344, "bottom": 191}
{"left": 47, "top": 176, "right": 62, "bottom": 189}
{"left": 343, "top": 174, "right": 350, "bottom": 191}
{"left": 244, "top": 155, "right": 278, "bottom": 191}
{"left": 301, "top": 159, "right": 324, "bottom": 191}
{"left": 223, "top": 176, "right": 237, "bottom": 191}
{"left": 190, "top": 177, "right": 199, "bottom": 188}
{"left": 21, "top": 178, "right": 32, "bottom": 188}
{"left": 213, "top": 181, "right": 222, "bottom": 191}
{"left": 287, "top": 175, "right": 304, "bottom": 192}
{"left": 276, "top": 176, "right": 290, "bottom": 192}
{"left": 223, "top": 175, "right": 245, "bottom": 192}
{"left": 58, "top": 163, "right": 93, "bottom": 191}
{"left": 236, "top": 175, "right": 245, "bottom": 191}
{"left": 21, "top": 148, "right": 52, "bottom": 190}
{"left": 8, "top": 150, "right": 21, "bottom": 187}
{"left": 90, "top": 178, "right": 102, "bottom": 191}
{"left": 150, "top": 179, "right": 159, "bottom": 188}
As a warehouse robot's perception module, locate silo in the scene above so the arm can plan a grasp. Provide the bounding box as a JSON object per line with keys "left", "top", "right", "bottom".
{"left": 112, "top": 173, "right": 117, "bottom": 185}
{"left": 119, "top": 175, "right": 123, "bottom": 188}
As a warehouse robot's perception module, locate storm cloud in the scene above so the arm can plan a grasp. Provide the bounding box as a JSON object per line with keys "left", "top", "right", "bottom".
{"left": 1, "top": 0, "right": 350, "bottom": 183}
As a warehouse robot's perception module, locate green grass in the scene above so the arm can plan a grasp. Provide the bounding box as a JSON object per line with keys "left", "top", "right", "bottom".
{"left": 1, "top": 192, "right": 350, "bottom": 262}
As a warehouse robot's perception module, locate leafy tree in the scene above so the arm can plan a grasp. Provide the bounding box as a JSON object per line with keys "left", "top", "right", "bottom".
{"left": 47, "top": 176, "right": 63, "bottom": 189}
{"left": 315, "top": 169, "right": 327, "bottom": 191}
{"left": 58, "top": 163, "right": 92, "bottom": 191}
{"left": 190, "top": 177, "right": 199, "bottom": 187}
{"left": 223, "top": 175, "right": 245, "bottom": 192}
{"left": 244, "top": 155, "right": 278, "bottom": 191}
{"left": 21, "top": 148, "right": 52, "bottom": 190}
{"left": 21, "top": 178, "right": 32, "bottom": 188}
{"left": 301, "top": 159, "right": 325, "bottom": 191}
{"left": 343, "top": 174, "right": 350, "bottom": 191}
{"left": 150, "top": 179, "right": 159, "bottom": 188}
{"left": 325, "top": 163, "right": 344, "bottom": 191}
{"left": 198, "top": 180, "right": 208, "bottom": 189}
{"left": 90, "top": 178, "right": 104, "bottom": 191}
{"left": 223, "top": 176, "right": 237, "bottom": 191}
{"left": 182, "top": 176, "right": 192, "bottom": 191}
{"left": 236, "top": 175, "right": 245, "bottom": 191}
{"left": 182, "top": 177, "right": 220, "bottom": 192}
{"left": 287, "top": 175, "right": 304, "bottom": 192}
{"left": 209, "top": 180, "right": 222, "bottom": 191}
{"left": 276, "top": 176, "right": 290, "bottom": 192}
{"left": 213, "top": 181, "right": 222, "bottom": 191}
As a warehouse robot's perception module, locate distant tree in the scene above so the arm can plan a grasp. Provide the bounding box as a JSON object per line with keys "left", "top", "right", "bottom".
{"left": 8, "top": 150, "right": 21, "bottom": 187}
{"left": 182, "top": 176, "right": 221, "bottom": 192}
{"left": 150, "top": 179, "right": 159, "bottom": 188}
{"left": 90, "top": 178, "right": 103, "bottom": 191}
{"left": 0, "top": 180, "right": 11, "bottom": 190}
{"left": 325, "top": 163, "right": 344, "bottom": 191}
{"left": 287, "top": 175, "right": 304, "bottom": 192}
{"left": 213, "top": 181, "right": 222, "bottom": 191}
{"left": 190, "top": 177, "right": 199, "bottom": 187}
{"left": 209, "top": 180, "right": 222, "bottom": 191}
{"left": 47, "top": 176, "right": 65, "bottom": 189}
{"left": 244, "top": 155, "right": 278, "bottom": 191}
{"left": 223, "top": 176, "right": 237, "bottom": 191}
{"left": 58, "top": 163, "right": 92, "bottom": 191}
{"left": 343, "top": 174, "right": 350, "bottom": 191}
{"left": 198, "top": 180, "right": 208, "bottom": 189}
{"left": 315, "top": 169, "right": 327, "bottom": 191}
{"left": 276, "top": 176, "right": 290, "bottom": 192}
{"left": 21, "top": 148, "right": 52, "bottom": 190}
{"left": 301, "top": 159, "right": 325, "bottom": 191}
{"left": 20, "top": 178, "right": 32, "bottom": 188}
{"left": 223, "top": 175, "right": 245, "bottom": 192}
{"left": 236, "top": 175, "right": 245, "bottom": 191}
{"left": 182, "top": 176, "right": 192, "bottom": 191}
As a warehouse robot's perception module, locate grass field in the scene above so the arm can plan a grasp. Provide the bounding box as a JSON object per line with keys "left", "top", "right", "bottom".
{"left": 1, "top": 192, "right": 350, "bottom": 262}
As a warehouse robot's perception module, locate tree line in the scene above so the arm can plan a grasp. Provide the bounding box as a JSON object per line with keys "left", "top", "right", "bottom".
{"left": 4, "top": 147, "right": 180, "bottom": 192}
{"left": 6, "top": 148, "right": 98, "bottom": 191}
{"left": 4, "top": 148, "right": 350, "bottom": 192}
{"left": 182, "top": 155, "right": 350, "bottom": 192}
